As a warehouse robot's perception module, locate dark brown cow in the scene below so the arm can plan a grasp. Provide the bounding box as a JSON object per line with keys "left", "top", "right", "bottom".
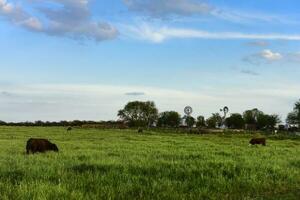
{"left": 26, "top": 138, "right": 59, "bottom": 154}
{"left": 138, "top": 128, "right": 143, "bottom": 133}
{"left": 249, "top": 138, "right": 266, "bottom": 146}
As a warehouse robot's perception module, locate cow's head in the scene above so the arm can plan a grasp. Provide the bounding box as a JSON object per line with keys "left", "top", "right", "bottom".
{"left": 51, "top": 143, "right": 59, "bottom": 152}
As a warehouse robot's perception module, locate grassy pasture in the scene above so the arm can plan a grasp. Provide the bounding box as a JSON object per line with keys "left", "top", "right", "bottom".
{"left": 0, "top": 126, "right": 299, "bottom": 200}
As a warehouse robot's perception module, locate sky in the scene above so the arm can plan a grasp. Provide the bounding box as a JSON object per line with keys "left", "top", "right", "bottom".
{"left": 0, "top": 0, "right": 299, "bottom": 122}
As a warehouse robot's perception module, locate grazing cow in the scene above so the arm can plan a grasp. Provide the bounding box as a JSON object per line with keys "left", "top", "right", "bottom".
{"left": 67, "top": 127, "right": 72, "bottom": 132}
{"left": 26, "top": 138, "right": 59, "bottom": 154}
{"left": 249, "top": 138, "right": 266, "bottom": 146}
{"left": 138, "top": 128, "right": 143, "bottom": 133}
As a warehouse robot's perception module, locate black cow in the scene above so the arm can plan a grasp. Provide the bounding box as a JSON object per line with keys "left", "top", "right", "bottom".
{"left": 138, "top": 128, "right": 143, "bottom": 133}
{"left": 249, "top": 138, "right": 266, "bottom": 146}
{"left": 26, "top": 138, "right": 59, "bottom": 154}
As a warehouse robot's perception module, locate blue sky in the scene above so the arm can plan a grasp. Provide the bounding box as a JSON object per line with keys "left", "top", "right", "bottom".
{"left": 0, "top": 0, "right": 299, "bottom": 122}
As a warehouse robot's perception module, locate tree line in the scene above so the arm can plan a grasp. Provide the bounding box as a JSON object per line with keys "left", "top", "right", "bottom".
{"left": 0, "top": 99, "right": 299, "bottom": 130}
{"left": 118, "top": 100, "right": 300, "bottom": 130}
{"left": 0, "top": 120, "right": 126, "bottom": 128}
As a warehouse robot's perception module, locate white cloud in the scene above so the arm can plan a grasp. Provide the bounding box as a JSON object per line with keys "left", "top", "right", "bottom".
{"left": 0, "top": 0, "right": 118, "bottom": 41}
{"left": 123, "top": 0, "right": 213, "bottom": 18}
{"left": 20, "top": 17, "right": 43, "bottom": 31}
{"left": 125, "top": 23, "right": 300, "bottom": 43}
{"left": 260, "top": 49, "right": 282, "bottom": 61}
{"left": 243, "top": 49, "right": 300, "bottom": 64}
{"left": 0, "top": 0, "right": 13, "bottom": 13}
{"left": 0, "top": 0, "right": 43, "bottom": 31}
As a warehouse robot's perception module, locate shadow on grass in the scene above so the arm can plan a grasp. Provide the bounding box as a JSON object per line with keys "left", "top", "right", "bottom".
{"left": 0, "top": 170, "right": 24, "bottom": 185}
{"left": 68, "top": 161, "right": 241, "bottom": 181}
{"left": 266, "top": 134, "right": 300, "bottom": 141}
{"left": 68, "top": 163, "right": 124, "bottom": 174}
{"left": 289, "top": 160, "right": 300, "bottom": 168}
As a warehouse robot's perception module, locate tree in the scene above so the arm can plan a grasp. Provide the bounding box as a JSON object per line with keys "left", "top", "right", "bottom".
{"left": 213, "top": 113, "right": 223, "bottom": 127}
{"left": 185, "top": 116, "right": 195, "bottom": 128}
{"left": 225, "top": 113, "right": 245, "bottom": 129}
{"left": 267, "top": 114, "right": 281, "bottom": 129}
{"left": 196, "top": 116, "right": 206, "bottom": 128}
{"left": 157, "top": 111, "right": 181, "bottom": 128}
{"left": 118, "top": 101, "right": 158, "bottom": 127}
{"left": 287, "top": 100, "right": 300, "bottom": 126}
{"left": 206, "top": 113, "right": 222, "bottom": 128}
{"left": 287, "top": 112, "right": 298, "bottom": 125}
{"left": 243, "top": 110, "right": 255, "bottom": 125}
{"left": 34, "top": 120, "right": 44, "bottom": 126}
{"left": 243, "top": 108, "right": 263, "bottom": 125}
{"left": 256, "top": 113, "right": 269, "bottom": 129}
{"left": 257, "top": 113, "right": 281, "bottom": 130}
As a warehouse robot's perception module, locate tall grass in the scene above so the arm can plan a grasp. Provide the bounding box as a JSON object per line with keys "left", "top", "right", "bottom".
{"left": 0, "top": 126, "right": 299, "bottom": 200}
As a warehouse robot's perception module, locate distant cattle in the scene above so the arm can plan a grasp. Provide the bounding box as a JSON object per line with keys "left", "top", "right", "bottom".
{"left": 138, "top": 128, "right": 143, "bottom": 133}
{"left": 67, "top": 127, "right": 72, "bottom": 132}
{"left": 26, "top": 138, "right": 59, "bottom": 154}
{"left": 249, "top": 138, "right": 266, "bottom": 146}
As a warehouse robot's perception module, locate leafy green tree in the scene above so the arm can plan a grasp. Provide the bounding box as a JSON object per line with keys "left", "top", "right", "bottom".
{"left": 287, "top": 112, "right": 298, "bottom": 125}
{"left": 206, "top": 117, "right": 216, "bottom": 128}
{"left": 60, "top": 120, "right": 69, "bottom": 127}
{"left": 213, "top": 113, "right": 223, "bottom": 127}
{"left": 118, "top": 101, "right": 158, "bottom": 127}
{"left": 225, "top": 113, "right": 245, "bottom": 129}
{"left": 256, "top": 113, "right": 268, "bottom": 129}
{"left": 34, "top": 121, "right": 44, "bottom": 126}
{"left": 243, "top": 108, "right": 263, "bottom": 125}
{"left": 157, "top": 111, "right": 181, "bottom": 128}
{"left": 185, "top": 116, "right": 195, "bottom": 128}
{"left": 267, "top": 114, "right": 281, "bottom": 129}
{"left": 206, "top": 113, "right": 222, "bottom": 128}
{"left": 287, "top": 100, "right": 300, "bottom": 126}
{"left": 196, "top": 116, "right": 206, "bottom": 128}
{"left": 243, "top": 110, "right": 255, "bottom": 124}
{"left": 256, "top": 113, "right": 281, "bottom": 130}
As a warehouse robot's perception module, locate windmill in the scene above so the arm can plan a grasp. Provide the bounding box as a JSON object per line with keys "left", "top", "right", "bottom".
{"left": 220, "top": 106, "right": 229, "bottom": 128}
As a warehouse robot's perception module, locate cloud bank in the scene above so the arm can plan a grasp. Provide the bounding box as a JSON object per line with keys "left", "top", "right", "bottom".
{"left": 0, "top": 83, "right": 298, "bottom": 122}
{"left": 0, "top": 0, "right": 42, "bottom": 31}
{"left": 0, "top": 0, "right": 118, "bottom": 41}
{"left": 1, "top": 0, "right": 300, "bottom": 43}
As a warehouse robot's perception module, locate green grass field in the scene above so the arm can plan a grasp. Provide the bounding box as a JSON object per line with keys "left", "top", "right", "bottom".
{"left": 0, "top": 126, "right": 299, "bottom": 200}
